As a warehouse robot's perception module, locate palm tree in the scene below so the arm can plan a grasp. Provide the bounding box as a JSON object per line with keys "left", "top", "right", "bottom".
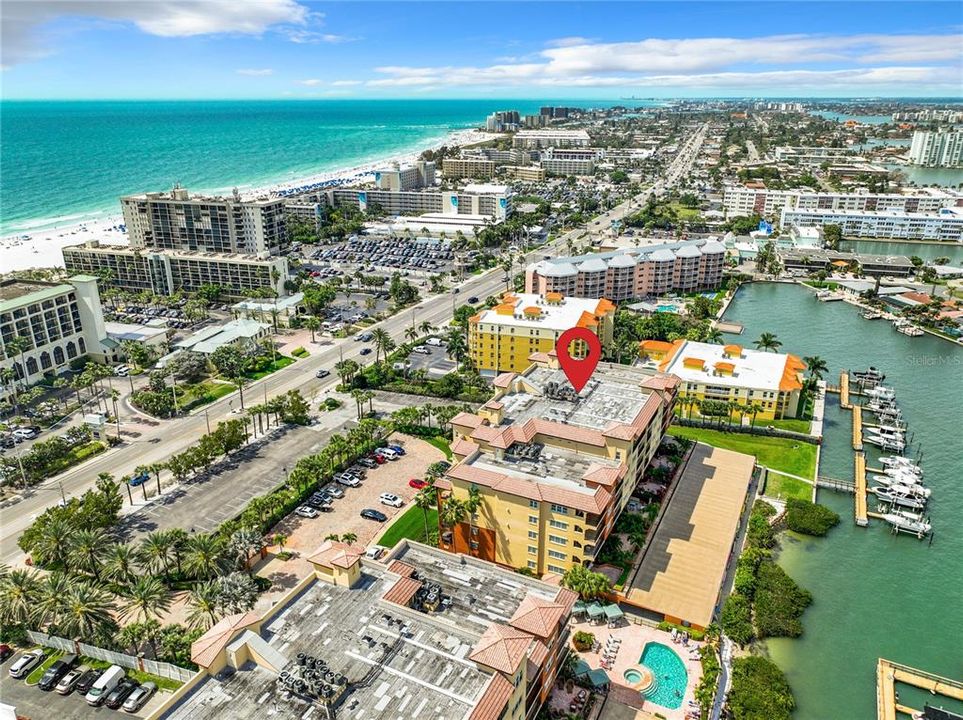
{"left": 419, "top": 320, "right": 435, "bottom": 337}
{"left": 444, "top": 328, "right": 468, "bottom": 371}
{"left": 754, "top": 332, "right": 782, "bottom": 352}
{"left": 803, "top": 355, "right": 828, "bottom": 381}
{"left": 185, "top": 534, "right": 226, "bottom": 580}
{"left": 748, "top": 402, "right": 763, "bottom": 428}
{"left": 340, "top": 532, "right": 357, "bottom": 546}
{"left": 186, "top": 580, "right": 221, "bottom": 630}
{"left": 561, "top": 564, "right": 612, "bottom": 600}
{"left": 117, "top": 621, "right": 146, "bottom": 655}
{"left": 214, "top": 572, "right": 259, "bottom": 614}
{"left": 57, "top": 579, "right": 117, "bottom": 643}
{"left": 228, "top": 527, "right": 264, "bottom": 573}
{"left": 404, "top": 326, "right": 419, "bottom": 344}
{"left": 440, "top": 497, "right": 468, "bottom": 534}
{"left": 36, "top": 572, "right": 72, "bottom": 629}
{"left": 304, "top": 316, "right": 321, "bottom": 343}
{"left": 414, "top": 487, "right": 438, "bottom": 543}
{"left": 370, "top": 328, "right": 392, "bottom": 364}
{"left": 139, "top": 531, "right": 175, "bottom": 577}
{"left": 33, "top": 514, "right": 74, "bottom": 570}
{"left": 122, "top": 576, "right": 172, "bottom": 625}
{"left": 104, "top": 544, "right": 140, "bottom": 586}
{"left": 0, "top": 567, "right": 41, "bottom": 629}
{"left": 69, "top": 529, "right": 110, "bottom": 581}
{"left": 704, "top": 326, "right": 724, "bottom": 344}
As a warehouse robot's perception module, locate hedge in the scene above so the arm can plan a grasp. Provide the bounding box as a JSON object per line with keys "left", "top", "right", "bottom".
{"left": 785, "top": 498, "right": 840, "bottom": 536}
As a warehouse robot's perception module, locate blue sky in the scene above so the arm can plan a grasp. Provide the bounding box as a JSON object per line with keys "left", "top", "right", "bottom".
{"left": 2, "top": 1, "right": 961, "bottom": 99}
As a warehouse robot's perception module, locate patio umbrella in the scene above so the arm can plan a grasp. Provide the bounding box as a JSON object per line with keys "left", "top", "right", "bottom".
{"left": 586, "top": 668, "right": 610, "bottom": 688}
{"left": 572, "top": 600, "right": 587, "bottom": 615}
{"left": 603, "top": 604, "right": 624, "bottom": 620}
{"left": 573, "top": 659, "right": 592, "bottom": 677}
{"left": 586, "top": 602, "right": 604, "bottom": 620}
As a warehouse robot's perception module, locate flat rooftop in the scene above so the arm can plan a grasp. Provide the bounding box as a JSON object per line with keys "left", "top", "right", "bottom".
{"left": 0, "top": 279, "right": 73, "bottom": 312}
{"left": 467, "top": 444, "right": 620, "bottom": 495}
{"left": 624, "top": 443, "right": 755, "bottom": 628}
{"left": 474, "top": 293, "right": 608, "bottom": 332}
{"left": 654, "top": 340, "right": 795, "bottom": 392}
{"left": 499, "top": 364, "right": 653, "bottom": 430}
{"left": 166, "top": 543, "right": 566, "bottom": 720}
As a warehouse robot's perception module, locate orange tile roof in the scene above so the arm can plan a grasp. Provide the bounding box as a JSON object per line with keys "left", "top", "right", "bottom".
{"left": 723, "top": 344, "right": 742, "bottom": 356}
{"left": 545, "top": 292, "right": 563, "bottom": 302}
{"left": 540, "top": 572, "right": 563, "bottom": 586}
{"left": 714, "top": 361, "right": 736, "bottom": 373}
{"left": 494, "top": 303, "right": 516, "bottom": 315}
{"left": 470, "top": 417, "right": 607, "bottom": 450}
{"left": 451, "top": 438, "right": 480, "bottom": 457}
{"left": 451, "top": 412, "right": 484, "bottom": 429}
{"left": 528, "top": 639, "right": 550, "bottom": 667}
{"left": 469, "top": 623, "right": 533, "bottom": 674}
{"left": 595, "top": 298, "right": 616, "bottom": 316}
{"left": 528, "top": 351, "right": 552, "bottom": 363}
{"left": 386, "top": 560, "right": 416, "bottom": 578}
{"left": 307, "top": 540, "right": 363, "bottom": 570}
{"left": 383, "top": 576, "right": 423, "bottom": 607}
{"left": 468, "top": 674, "right": 514, "bottom": 720}
{"left": 493, "top": 372, "right": 517, "bottom": 388}
{"left": 780, "top": 354, "right": 807, "bottom": 392}
{"left": 641, "top": 374, "right": 680, "bottom": 392}
{"left": 483, "top": 400, "right": 504, "bottom": 410}
{"left": 583, "top": 464, "right": 625, "bottom": 487}
{"left": 523, "top": 306, "right": 542, "bottom": 316}
{"left": 682, "top": 356, "right": 705, "bottom": 369}
{"left": 509, "top": 594, "right": 566, "bottom": 638}
{"left": 575, "top": 310, "right": 599, "bottom": 328}
{"left": 554, "top": 587, "right": 579, "bottom": 614}
{"left": 190, "top": 611, "right": 260, "bottom": 668}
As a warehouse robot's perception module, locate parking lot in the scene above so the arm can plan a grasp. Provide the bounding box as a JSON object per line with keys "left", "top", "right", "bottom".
{"left": 0, "top": 655, "right": 169, "bottom": 719}
{"left": 404, "top": 343, "right": 457, "bottom": 378}
{"left": 312, "top": 237, "right": 454, "bottom": 274}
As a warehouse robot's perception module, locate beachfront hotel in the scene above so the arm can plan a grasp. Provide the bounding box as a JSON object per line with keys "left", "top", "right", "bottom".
{"left": 780, "top": 206, "right": 963, "bottom": 242}
{"left": 62, "top": 241, "right": 289, "bottom": 298}
{"left": 468, "top": 292, "right": 615, "bottom": 375}
{"left": 511, "top": 129, "right": 591, "bottom": 149}
{"left": 121, "top": 186, "right": 288, "bottom": 255}
{"left": 639, "top": 339, "right": 807, "bottom": 421}
{"left": 0, "top": 275, "right": 117, "bottom": 398}
{"left": 441, "top": 158, "right": 497, "bottom": 180}
{"left": 525, "top": 238, "right": 726, "bottom": 303}
{"left": 309, "top": 184, "right": 512, "bottom": 223}
{"left": 374, "top": 160, "right": 437, "bottom": 191}
{"left": 162, "top": 539, "right": 575, "bottom": 720}
{"left": 437, "top": 354, "right": 678, "bottom": 576}
{"left": 722, "top": 185, "right": 963, "bottom": 218}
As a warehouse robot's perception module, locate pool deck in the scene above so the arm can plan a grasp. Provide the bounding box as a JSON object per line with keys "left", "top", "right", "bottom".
{"left": 568, "top": 618, "right": 702, "bottom": 720}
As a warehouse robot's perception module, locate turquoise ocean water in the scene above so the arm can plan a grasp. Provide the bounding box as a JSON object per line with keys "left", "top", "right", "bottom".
{"left": 0, "top": 99, "right": 650, "bottom": 236}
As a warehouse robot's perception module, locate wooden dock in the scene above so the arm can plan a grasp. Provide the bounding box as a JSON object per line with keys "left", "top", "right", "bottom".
{"left": 853, "top": 404, "right": 863, "bottom": 451}
{"left": 839, "top": 370, "right": 852, "bottom": 409}
{"left": 855, "top": 452, "right": 868, "bottom": 526}
{"left": 877, "top": 657, "right": 963, "bottom": 720}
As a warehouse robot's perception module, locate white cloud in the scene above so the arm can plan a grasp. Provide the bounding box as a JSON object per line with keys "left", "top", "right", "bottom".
{"left": 299, "top": 78, "right": 323, "bottom": 86}
{"left": 283, "top": 29, "right": 357, "bottom": 44}
{"left": 237, "top": 68, "right": 273, "bottom": 77}
{"left": 2, "top": 0, "right": 309, "bottom": 67}
{"left": 363, "top": 32, "right": 963, "bottom": 91}
{"left": 331, "top": 79, "right": 362, "bottom": 86}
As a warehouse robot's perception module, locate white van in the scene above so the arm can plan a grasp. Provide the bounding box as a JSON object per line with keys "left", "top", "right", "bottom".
{"left": 85, "top": 665, "right": 125, "bottom": 706}
{"left": 425, "top": 337, "right": 445, "bottom": 347}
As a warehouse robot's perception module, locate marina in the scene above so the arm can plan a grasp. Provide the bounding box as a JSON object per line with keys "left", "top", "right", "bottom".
{"left": 721, "top": 282, "right": 962, "bottom": 720}
{"left": 876, "top": 658, "right": 963, "bottom": 720}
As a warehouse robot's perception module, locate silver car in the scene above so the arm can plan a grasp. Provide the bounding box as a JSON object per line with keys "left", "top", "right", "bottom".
{"left": 122, "top": 681, "right": 157, "bottom": 712}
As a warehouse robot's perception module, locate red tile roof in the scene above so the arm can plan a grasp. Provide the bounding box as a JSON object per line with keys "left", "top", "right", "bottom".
{"left": 451, "top": 438, "right": 480, "bottom": 458}
{"left": 554, "top": 587, "right": 579, "bottom": 615}
{"left": 582, "top": 464, "right": 624, "bottom": 487}
{"left": 468, "top": 674, "right": 515, "bottom": 720}
{"left": 469, "top": 623, "right": 534, "bottom": 674}
{"left": 509, "top": 594, "right": 566, "bottom": 638}
{"left": 382, "top": 577, "right": 422, "bottom": 607}
{"left": 528, "top": 639, "right": 550, "bottom": 667}
{"left": 307, "top": 540, "right": 363, "bottom": 570}
{"left": 451, "top": 412, "right": 484, "bottom": 429}
{"left": 493, "top": 372, "right": 517, "bottom": 388}
{"left": 190, "top": 611, "right": 260, "bottom": 668}
{"left": 386, "top": 560, "right": 416, "bottom": 578}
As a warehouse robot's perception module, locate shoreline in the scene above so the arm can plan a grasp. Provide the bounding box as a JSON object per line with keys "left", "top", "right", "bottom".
{"left": 1, "top": 126, "right": 492, "bottom": 273}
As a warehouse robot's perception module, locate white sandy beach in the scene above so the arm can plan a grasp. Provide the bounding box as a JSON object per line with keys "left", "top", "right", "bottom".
{"left": 2, "top": 127, "right": 491, "bottom": 273}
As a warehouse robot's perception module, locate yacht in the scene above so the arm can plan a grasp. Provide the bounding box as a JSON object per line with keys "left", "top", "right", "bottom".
{"left": 872, "top": 472, "right": 924, "bottom": 489}
{"left": 853, "top": 366, "right": 886, "bottom": 383}
{"left": 860, "top": 309, "right": 883, "bottom": 320}
{"left": 864, "top": 434, "right": 906, "bottom": 452}
{"left": 880, "top": 456, "right": 921, "bottom": 472}
{"left": 865, "top": 385, "right": 896, "bottom": 401}
{"left": 871, "top": 478, "right": 930, "bottom": 497}
{"left": 873, "top": 486, "right": 927, "bottom": 509}
{"left": 881, "top": 510, "right": 931, "bottom": 539}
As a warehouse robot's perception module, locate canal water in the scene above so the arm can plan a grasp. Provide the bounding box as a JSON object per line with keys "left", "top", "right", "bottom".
{"left": 721, "top": 282, "right": 963, "bottom": 720}
{"left": 838, "top": 240, "right": 963, "bottom": 264}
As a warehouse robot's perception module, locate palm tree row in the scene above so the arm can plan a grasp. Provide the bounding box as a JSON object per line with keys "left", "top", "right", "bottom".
{"left": 676, "top": 394, "right": 766, "bottom": 427}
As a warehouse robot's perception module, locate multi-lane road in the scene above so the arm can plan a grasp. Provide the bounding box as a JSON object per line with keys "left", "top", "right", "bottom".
{"left": 0, "top": 128, "right": 709, "bottom": 564}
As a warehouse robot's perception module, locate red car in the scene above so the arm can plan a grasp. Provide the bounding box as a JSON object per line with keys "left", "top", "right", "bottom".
{"left": 0, "top": 644, "right": 13, "bottom": 663}
{"left": 408, "top": 479, "right": 428, "bottom": 490}
{"left": 369, "top": 453, "right": 386, "bottom": 465}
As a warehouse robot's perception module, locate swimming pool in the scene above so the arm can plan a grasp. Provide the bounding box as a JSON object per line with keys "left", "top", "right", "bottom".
{"left": 655, "top": 304, "right": 681, "bottom": 313}
{"left": 638, "top": 642, "right": 687, "bottom": 709}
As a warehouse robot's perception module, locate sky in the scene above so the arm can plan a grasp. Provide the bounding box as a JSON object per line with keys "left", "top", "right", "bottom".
{"left": 1, "top": 1, "right": 962, "bottom": 99}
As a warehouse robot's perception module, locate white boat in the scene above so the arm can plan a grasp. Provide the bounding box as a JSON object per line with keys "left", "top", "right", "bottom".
{"left": 897, "top": 324, "right": 924, "bottom": 337}
{"left": 861, "top": 310, "right": 883, "bottom": 320}
{"left": 872, "top": 472, "right": 924, "bottom": 488}
{"left": 880, "top": 456, "right": 921, "bottom": 472}
{"left": 882, "top": 510, "right": 931, "bottom": 538}
{"left": 872, "top": 487, "right": 927, "bottom": 509}
{"left": 871, "top": 478, "right": 930, "bottom": 497}
{"left": 865, "top": 386, "right": 896, "bottom": 401}
{"left": 864, "top": 435, "right": 906, "bottom": 452}
{"left": 853, "top": 366, "right": 886, "bottom": 383}
{"left": 880, "top": 462, "right": 922, "bottom": 477}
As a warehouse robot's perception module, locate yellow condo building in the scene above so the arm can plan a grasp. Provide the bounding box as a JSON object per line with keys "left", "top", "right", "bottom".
{"left": 639, "top": 339, "right": 807, "bottom": 421}
{"left": 437, "top": 353, "right": 679, "bottom": 575}
{"left": 468, "top": 292, "right": 615, "bottom": 375}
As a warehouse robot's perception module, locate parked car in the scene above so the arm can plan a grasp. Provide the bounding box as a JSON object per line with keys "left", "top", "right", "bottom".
{"left": 376, "top": 448, "right": 399, "bottom": 460}
{"left": 38, "top": 653, "right": 77, "bottom": 691}
{"left": 11, "top": 428, "right": 36, "bottom": 440}
{"left": 358, "top": 457, "right": 378, "bottom": 468}
{"left": 336, "top": 474, "right": 361, "bottom": 488}
{"left": 75, "top": 667, "right": 103, "bottom": 695}
{"left": 364, "top": 545, "right": 386, "bottom": 560}
{"left": 122, "top": 681, "right": 157, "bottom": 712}
{"left": 388, "top": 445, "right": 406, "bottom": 456}
{"left": 409, "top": 478, "right": 428, "bottom": 490}
{"left": 105, "top": 679, "right": 140, "bottom": 709}
{"left": 322, "top": 483, "right": 344, "bottom": 498}
{"left": 8, "top": 649, "right": 44, "bottom": 678}
{"left": 316, "top": 369, "right": 331, "bottom": 379}
{"left": 129, "top": 471, "right": 150, "bottom": 487}
{"left": 360, "top": 508, "right": 388, "bottom": 522}
{"left": 306, "top": 494, "right": 332, "bottom": 510}
{"left": 55, "top": 665, "right": 89, "bottom": 695}
{"left": 0, "top": 644, "right": 13, "bottom": 663}
{"left": 114, "top": 365, "right": 130, "bottom": 377}
{"left": 379, "top": 493, "right": 403, "bottom": 508}
{"left": 425, "top": 337, "right": 445, "bottom": 347}
{"left": 368, "top": 453, "right": 386, "bottom": 465}
{"left": 86, "top": 665, "right": 125, "bottom": 705}
{"left": 296, "top": 505, "right": 320, "bottom": 519}
{"left": 412, "top": 346, "right": 431, "bottom": 355}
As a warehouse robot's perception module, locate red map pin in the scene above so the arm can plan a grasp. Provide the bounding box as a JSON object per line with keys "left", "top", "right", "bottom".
{"left": 555, "top": 327, "right": 602, "bottom": 393}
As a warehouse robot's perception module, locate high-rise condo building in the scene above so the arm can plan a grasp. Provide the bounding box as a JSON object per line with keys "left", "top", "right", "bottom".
{"left": 908, "top": 130, "right": 963, "bottom": 168}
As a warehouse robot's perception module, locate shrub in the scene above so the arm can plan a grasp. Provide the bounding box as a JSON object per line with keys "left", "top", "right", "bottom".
{"left": 656, "top": 621, "right": 705, "bottom": 641}
{"left": 733, "top": 546, "right": 769, "bottom": 599}
{"left": 752, "top": 561, "right": 812, "bottom": 639}
{"left": 785, "top": 498, "right": 840, "bottom": 536}
{"left": 746, "top": 501, "right": 777, "bottom": 549}
{"left": 727, "top": 656, "right": 795, "bottom": 720}
{"left": 694, "top": 645, "right": 721, "bottom": 717}
{"left": 720, "top": 594, "right": 754, "bottom": 647}
{"left": 572, "top": 631, "right": 595, "bottom": 651}
{"left": 291, "top": 347, "right": 309, "bottom": 358}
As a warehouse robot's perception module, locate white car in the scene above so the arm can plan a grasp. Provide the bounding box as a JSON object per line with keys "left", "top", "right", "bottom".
{"left": 12, "top": 428, "right": 36, "bottom": 440}
{"left": 379, "top": 493, "right": 403, "bottom": 508}
{"left": 8, "top": 649, "right": 45, "bottom": 678}
{"left": 412, "top": 346, "right": 431, "bottom": 355}
{"left": 295, "top": 505, "right": 320, "bottom": 519}
{"left": 336, "top": 474, "right": 361, "bottom": 487}
{"left": 364, "top": 545, "right": 386, "bottom": 560}
{"left": 376, "top": 448, "right": 399, "bottom": 460}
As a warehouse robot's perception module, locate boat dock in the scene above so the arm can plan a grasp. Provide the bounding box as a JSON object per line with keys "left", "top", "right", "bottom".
{"left": 876, "top": 657, "right": 963, "bottom": 720}
{"left": 826, "top": 370, "right": 853, "bottom": 409}
{"left": 855, "top": 452, "right": 868, "bottom": 526}
{"left": 853, "top": 404, "right": 863, "bottom": 451}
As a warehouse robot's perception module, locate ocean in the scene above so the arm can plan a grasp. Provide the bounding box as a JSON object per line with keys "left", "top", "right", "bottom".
{"left": 0, "top": 99, "right": 652, "bottom": 236}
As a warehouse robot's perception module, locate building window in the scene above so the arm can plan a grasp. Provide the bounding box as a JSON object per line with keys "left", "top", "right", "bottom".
{"left": 547, "top": 563, "right": 566, "bottom": 574}
{"left": 549, "top": 520, "right": 568, "bottom": 530}
{"left": 529, "top": 515, "right": 538, "bottom": 524}
{"left": 548, "top": 549, "right": 566, "bottom": 560}
{"left": 528, "top": 530, "right": 537, "bottom": 539}
{"left": 529, "top": 499, "right": 539, "bottom": 508}
{"left": 550, "top": 504, "right": 568, "bottom": 514}
{"left": 528, "top": 560, "right": 537, "bottom": 570}
{"left": 548, "top": 534, "right": 567, "bottom": 546}
{"left": 528, "top": 546, "right": 538, "bottom": 555}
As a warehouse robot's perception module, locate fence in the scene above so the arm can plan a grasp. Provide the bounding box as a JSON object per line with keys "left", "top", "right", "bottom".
{"left": 25, "top": 631, "right": 194, "bottom": 684}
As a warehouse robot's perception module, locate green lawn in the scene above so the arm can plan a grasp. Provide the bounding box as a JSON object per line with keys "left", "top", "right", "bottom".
{"left": 379, "top": 505, "right": 438, "bottom": 547}
{"left": 245, "top": 356, "right": 296, "bottom": 380}
{"left": 81, "top": 657, "right": 184, "bottom": 691}
{"left": 764, "top": 472, "right": 814, "bottom": 501}
{"left": 669, "top": 202, "right": 701, "bottom": 220}
{"left": 767, "top": 418, "right": 813, "bottom": 434}
{"left": 423, "top": 436, "right": 453, "bottom": 460}
{"left": 179, "top": 380, "right": 236, "bottom": 413}
{"left": 669, "top": 426, "right": 818, "bottom": 480}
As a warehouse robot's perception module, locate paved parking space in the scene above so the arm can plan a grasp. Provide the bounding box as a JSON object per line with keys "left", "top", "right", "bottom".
{"left": 405, "top": 344, "right": 457, "bottom": 378}
{"left": 0, "top": 661, "right": 169, "bottom": 719}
